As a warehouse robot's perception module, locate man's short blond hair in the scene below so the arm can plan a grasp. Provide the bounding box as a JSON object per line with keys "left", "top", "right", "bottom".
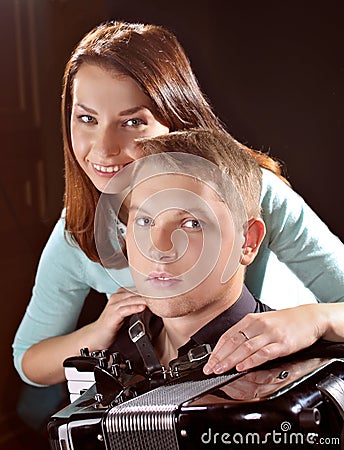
{"left": 136, "top": 129, "right": 262, "bottom": 223}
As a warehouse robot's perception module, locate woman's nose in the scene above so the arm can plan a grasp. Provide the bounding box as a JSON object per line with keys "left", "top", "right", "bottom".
{"left": 93, "top": 126, "right": 122, "bottom": 156}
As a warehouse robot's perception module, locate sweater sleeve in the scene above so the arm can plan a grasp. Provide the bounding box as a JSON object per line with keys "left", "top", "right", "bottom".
{"left": 246, "top": 169, "right": 344, "bottom": 305}
{"left": 12, "top": 214, "right": 130, "bottom": 386}
{"left": 12, "top": 217, "right": 91, "bottom": 385}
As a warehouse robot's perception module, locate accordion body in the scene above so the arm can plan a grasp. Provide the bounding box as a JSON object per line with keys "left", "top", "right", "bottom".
{"left": 48, "top": 342, "right": 344, "bottom": 450}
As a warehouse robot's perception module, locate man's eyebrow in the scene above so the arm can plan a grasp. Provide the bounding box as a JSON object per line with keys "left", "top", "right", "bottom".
{"left": 128, "top": 205, "right": 151, "bottom": 216}
{"left": 129, "top": 204, "right": 216, "bottom": 218}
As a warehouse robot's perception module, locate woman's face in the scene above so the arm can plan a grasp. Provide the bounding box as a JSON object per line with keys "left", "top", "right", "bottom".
{"left": 70, "top": 63, "right": 170, "bottom": 192}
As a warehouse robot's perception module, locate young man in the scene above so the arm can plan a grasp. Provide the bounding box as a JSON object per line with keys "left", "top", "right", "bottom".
{"left": 102, "top": 129, "right": 270, "bottom": 371}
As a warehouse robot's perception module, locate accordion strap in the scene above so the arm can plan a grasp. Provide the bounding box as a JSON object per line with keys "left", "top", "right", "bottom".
{"left": 128, "top": 314, "right": 163, "bottom": 376}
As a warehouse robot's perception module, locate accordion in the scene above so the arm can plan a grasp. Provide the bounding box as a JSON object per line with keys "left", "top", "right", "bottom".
{"left": 48, "top": 341, "right": 344, "bottom": 450}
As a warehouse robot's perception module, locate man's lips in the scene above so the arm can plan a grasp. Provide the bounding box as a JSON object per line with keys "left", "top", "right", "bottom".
{"left": 146, "top": 272, "right": 182, "bottom": 288}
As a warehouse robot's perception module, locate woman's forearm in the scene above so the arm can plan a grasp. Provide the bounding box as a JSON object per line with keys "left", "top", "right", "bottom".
{"left": 21, "top": 290, "right": 147, "bottom": 385}
{"left": 203, "top": 302, "right": 344, "bottom": 375}
{"left": 318, "top": 302, "right": 344, "bottom": 341}
{"left": 21, "top": 322, "right": 99, "bottom": 385}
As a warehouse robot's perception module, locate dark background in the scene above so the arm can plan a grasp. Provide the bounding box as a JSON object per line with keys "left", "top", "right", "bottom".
{"left": 0, "top": 1, "right": 343, "bottom": 448}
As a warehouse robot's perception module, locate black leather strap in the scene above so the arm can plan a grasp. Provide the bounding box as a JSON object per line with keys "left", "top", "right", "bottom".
{"left": 128, "top": 314, "right": 163, "bottom": 376}
{"left": 168, "top": 344, "right": 212, "bottom": 375}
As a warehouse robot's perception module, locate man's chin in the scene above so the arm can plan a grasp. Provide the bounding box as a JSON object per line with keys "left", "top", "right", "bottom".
{"left": 145, "top": 296, "right": 188, "bottom": 319}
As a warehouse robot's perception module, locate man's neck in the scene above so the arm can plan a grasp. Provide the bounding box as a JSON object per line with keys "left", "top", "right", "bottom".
{"left": 155, "top": 282, "right": 243, "bottom": 366}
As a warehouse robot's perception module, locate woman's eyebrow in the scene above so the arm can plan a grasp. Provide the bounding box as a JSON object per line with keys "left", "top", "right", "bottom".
{"left": 119, "top": 105, "right": 151, "bottom": 116}
{"left": 75, "top": 103, "right": 151, "bottom": 116}
{"left": 75, "top": 103, "right": 98, "bottom": 115}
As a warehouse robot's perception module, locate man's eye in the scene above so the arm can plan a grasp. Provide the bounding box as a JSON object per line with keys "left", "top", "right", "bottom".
{"left": 135, "top": 217, "right": 154, "bottom": 227}
{"left": 124, "top": 118, "right": 145, "bottom": 127}
{"left": 182, "top": 219, "right": 202, "bottom": 230}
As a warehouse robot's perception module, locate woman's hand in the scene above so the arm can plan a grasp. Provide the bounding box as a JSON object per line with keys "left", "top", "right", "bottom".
{"left": 203, "top": 304, "right": 328, "bottom": 375}
{"left": 22, "top": 287, "right": 147, "bottom": 385}
{"left": 86, "top": 287, "right": 147, "bottom": 350}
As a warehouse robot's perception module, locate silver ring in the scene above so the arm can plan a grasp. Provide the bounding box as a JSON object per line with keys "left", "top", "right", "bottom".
{"left": 239, "top": 330, "right": 249, "bottom": 341}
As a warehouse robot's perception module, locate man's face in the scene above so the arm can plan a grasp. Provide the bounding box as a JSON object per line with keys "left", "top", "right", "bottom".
{"left": 126, "top": 173, "right": 245, "bottom": 319}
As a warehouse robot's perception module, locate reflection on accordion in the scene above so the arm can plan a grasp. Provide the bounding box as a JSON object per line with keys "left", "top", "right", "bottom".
{"left": 48, "top": 341, "right": 344, "bottom": 450}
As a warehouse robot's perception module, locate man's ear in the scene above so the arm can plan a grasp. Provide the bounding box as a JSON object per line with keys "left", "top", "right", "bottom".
{"left": 241, "top": 218, "right": 266, "bottom": 266}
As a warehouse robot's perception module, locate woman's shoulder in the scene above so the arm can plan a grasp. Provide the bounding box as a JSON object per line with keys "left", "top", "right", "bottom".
{"left": 40, "top": 211, "right": 132, "bottom": 291}
{"left": 261, "top": 168, "right": 292, "bottom": 197}
{"left": 260, "top": 168, "right": 305, "bottom": 214}
{"left": 40, "top": 210, "right": 86, "bottom": 264}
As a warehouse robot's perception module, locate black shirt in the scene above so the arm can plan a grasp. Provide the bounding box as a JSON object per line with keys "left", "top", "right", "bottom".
{"left": 109, "top": 285, "right": 272, "bottom": 372}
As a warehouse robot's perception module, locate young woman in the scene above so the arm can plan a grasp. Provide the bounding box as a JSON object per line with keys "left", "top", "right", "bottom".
{"left": 13, "top": 21, "right": 344, "bottom": 387}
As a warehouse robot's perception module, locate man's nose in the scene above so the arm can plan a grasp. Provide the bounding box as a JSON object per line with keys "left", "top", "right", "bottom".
{"left": 148, "top": 228, "right": 178, "bottom": 262}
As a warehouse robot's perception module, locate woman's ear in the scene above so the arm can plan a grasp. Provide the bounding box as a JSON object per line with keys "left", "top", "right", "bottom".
{"left": 241, "top": 218, "right": 266, "bottom": 266}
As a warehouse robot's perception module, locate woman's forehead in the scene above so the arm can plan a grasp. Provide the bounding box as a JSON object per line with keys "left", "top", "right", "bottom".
{"left": 72, "top": 63, "right": 149, "bottom": 105}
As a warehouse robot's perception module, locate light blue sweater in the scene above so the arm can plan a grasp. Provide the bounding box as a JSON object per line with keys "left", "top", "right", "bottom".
{"left": 13, "top": 169, "right": 344, "bottom": 385}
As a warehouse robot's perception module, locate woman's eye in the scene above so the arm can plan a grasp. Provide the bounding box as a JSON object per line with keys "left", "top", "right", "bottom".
{"left": 124, "top": 118, "right": 145, "bottom": 127}
{"left": 182, "top": 219, "right": 202, "bottom": 230}
{"left": 78, "top": 115, "right": 96, "bottom": 124}
{"left": 135, "top": 217, "right": 154, "bottom": 227}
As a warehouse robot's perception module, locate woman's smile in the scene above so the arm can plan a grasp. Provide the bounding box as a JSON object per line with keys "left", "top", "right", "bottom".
{"left": 91, "top": 162, "right": 125, "bottom": 177}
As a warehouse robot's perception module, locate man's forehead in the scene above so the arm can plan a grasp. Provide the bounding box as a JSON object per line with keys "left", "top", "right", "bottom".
{"left": 130, "top": 173, "right": 223, "bottom": 203}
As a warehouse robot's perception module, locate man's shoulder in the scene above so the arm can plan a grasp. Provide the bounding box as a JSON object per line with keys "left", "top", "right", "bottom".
{"left": 254, "top": 297, "right": 274, "bottom": 313}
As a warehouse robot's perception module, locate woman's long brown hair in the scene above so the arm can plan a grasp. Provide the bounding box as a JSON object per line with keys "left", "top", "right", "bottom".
{"left": 62, "top": 21, "right": 285, "bottom": 264}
